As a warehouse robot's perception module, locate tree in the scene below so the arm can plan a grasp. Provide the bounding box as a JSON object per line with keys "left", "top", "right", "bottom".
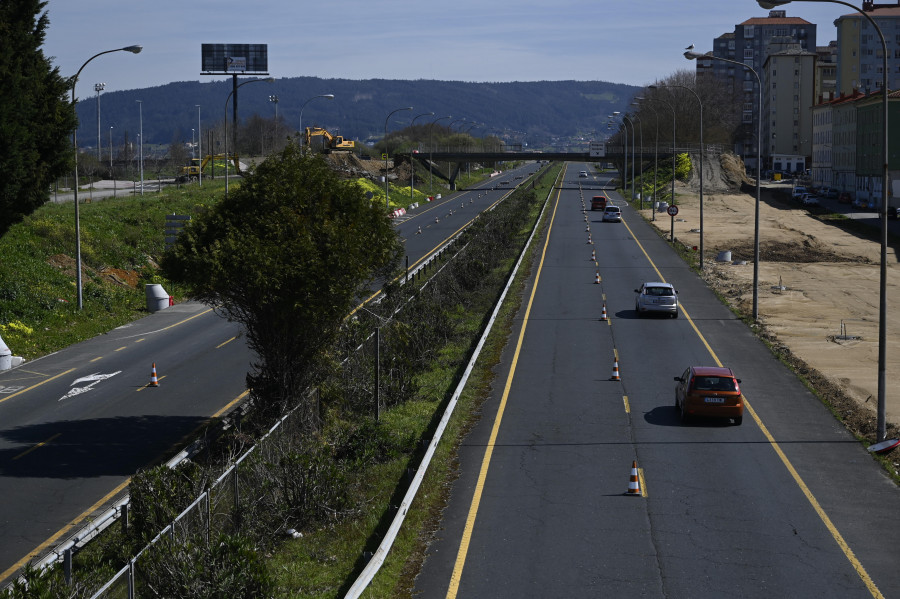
{"left": 0, "top": 0, "right": 77, "bottom": 238}
{"left": 162, "top": 144, "right": 403, "bottom": 421}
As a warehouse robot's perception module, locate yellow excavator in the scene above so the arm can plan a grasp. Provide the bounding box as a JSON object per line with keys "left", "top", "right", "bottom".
{"left": 304, "top": 127, "right": 355, "bottom": 152}
{"left": 177, "top": 154, "right": 241, "bottom": 182}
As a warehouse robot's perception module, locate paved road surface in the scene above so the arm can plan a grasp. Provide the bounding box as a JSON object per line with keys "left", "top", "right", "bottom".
{"left": 414, "top": 164, "right": 900, "bottom": 598}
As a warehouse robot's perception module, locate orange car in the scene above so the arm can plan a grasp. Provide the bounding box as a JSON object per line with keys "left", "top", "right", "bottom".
{"left": 674, "top": 366, "right": 744, "bottom": 425}
{"left": 591, "top": 195, "right": 607, "bottom": 211}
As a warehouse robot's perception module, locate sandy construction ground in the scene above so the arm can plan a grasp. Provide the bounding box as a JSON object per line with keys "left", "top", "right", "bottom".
{"left": 639, "top": 157, "right": 899, "bottom": 441}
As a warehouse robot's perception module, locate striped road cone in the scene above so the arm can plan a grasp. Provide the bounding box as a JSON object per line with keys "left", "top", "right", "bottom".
{"left": 600, "top": 303, "right": 608, "bottom": 321}
{"left": 149, "top": 363, "right": 159, "bottom": 387}
{"left": 610, "top": 358, "right": 621, "bottom": 380}
{"left": 626, "top": 461, "right": 642, "bottom": 496}
{"left": 591, "top": 249, "right": 596, "bottom": 261}
{"left": 594, "top": 271, "right": 601, "bottom": 284}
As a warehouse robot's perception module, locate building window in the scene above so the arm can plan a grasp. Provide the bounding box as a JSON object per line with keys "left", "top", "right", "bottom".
{"left": 744, "top": 25, "right": 755, "bottom": 38}
{"left": 744, "top": 48, "right": 754, "bottom": 59}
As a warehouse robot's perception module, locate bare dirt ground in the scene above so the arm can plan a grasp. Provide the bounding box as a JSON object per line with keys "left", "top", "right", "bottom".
{"left": 641, "top": 154, "right": 900, "bottom": 447}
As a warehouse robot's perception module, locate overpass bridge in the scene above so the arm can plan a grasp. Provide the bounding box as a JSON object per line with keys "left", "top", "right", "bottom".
{"left": 396, "top": 143, "right": 720, "bottom": 189}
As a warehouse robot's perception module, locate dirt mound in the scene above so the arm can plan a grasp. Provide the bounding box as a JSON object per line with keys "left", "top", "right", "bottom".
{"left": 684, "top": 151, "right": 750, "bottom": 193}
{"left": 726, "top": 238, "right": 873, "bottom": 264}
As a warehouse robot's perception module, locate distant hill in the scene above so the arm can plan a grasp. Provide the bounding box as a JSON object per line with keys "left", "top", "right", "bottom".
{"left": 74, "top": 77, "right": 640, "bottom": 150}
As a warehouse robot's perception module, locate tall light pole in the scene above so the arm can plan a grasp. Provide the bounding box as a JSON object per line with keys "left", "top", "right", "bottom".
{"left": 224, "top": 77, "right": 275, "bottom": 196}
{"left": 136, "top": 100, "right": 143, "bottom": 196}
{"left": 71, "top": 45, "right": 142, "bottom": 310}
{"left": 447, "top": 118, "right": 468, "bottom": 182}
{"left": 109, "top": 126, "right": 116, "bottom": 198}
{"left": 409, "top": 111, "right": 434, "bottom": 203}
{"left": 384, "top": 106, "right": 413, "bottom": 211}
{"left": 94, "top": 82, "right": 105, "bottom": 161}
{"left": 196, "top": 105, "right": 202, "bottom": 186}
{"left": 191, "top": 128, "right": 195, "bottom": 160}
{"left": 632, "top": 100, "right": 645, "bottom": 209}
{"left": 429, "top": 115, "right": 452, "bottom": 189}
{"left": 640, "top": 103, "right": 661, "bottom": 221}
{"left": 298, "top": 93, "right": 335, "bottom": 150}
{"left": 650, "top": 94, "right": 676, "bottom": 240}
{"left": 759, "top": 0, "right": 889, "bottom": 442}
{"left": 268, "top": 94, "right": 278, "bottom": 154}
{"left": 652, "top": 83, "right": 704, "bottom": 269}
{"left": 686, "top": 50, "right": 761, "bottom": 320}
{"left": 623, "top": 115, "right": 636, "bottom": 201}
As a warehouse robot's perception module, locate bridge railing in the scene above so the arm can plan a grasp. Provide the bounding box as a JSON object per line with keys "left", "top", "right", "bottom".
{"left": 410, "top": 143, "right": 725, "bottom": 155}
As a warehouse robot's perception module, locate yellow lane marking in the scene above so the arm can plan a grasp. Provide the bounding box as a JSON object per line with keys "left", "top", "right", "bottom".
{"left": 90, "top": 356, "right": 103, "bottom": 363}
{"left": 114, "top": 346, "right": 127, "bottom": 352}
{"left": 212, "top": 390, "right": 250, "bottom": 419}
{"left": 12, "top": 433, "right": 62, "bottom": 461}
{"left": 0, "top": 369, "right": 76, "bottom": 406}
{"left": 446, "top": 166, "right": 567, "bottom": 598}
{"left": 216, "top": 336, "right": 236, "bottom": 349}
{"left": 136, "top": 375, "right": 167, "bottom": 392}
{"left": 623, "top": 395, "right": 630, "bottom": 414}
{"left": 0, "top": 478, "right": 132, "bottom": 584}
{"left": 621, "top": 207, "right": 883, "bottom": 598}
{"left": 135, "top": 338, "right": 145, "bottom": 343}
{"left": 638, "top": 467, "right": 648, "bottom": 498}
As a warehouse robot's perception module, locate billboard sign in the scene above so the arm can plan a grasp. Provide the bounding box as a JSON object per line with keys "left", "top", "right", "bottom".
{"left": 201, "top": 44, "right": 268, "bottom": 75}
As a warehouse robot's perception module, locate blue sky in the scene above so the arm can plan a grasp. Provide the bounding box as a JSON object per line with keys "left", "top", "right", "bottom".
{"left": 43, "top": 0, "right": 852, "bottom": 99}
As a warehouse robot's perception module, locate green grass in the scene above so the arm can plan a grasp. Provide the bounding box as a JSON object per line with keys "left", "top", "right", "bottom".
{"left": 0, "top": 181, "right": 235, "bottom": 358}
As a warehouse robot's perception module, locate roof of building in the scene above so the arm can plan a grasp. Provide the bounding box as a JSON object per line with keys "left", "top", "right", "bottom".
{"left": 838, "top": 7, "right": 900, "bottom": 18}
{"left": 715, "top": 32, "right": 735, "bottom": 39}
{"left": 739, "top": 16, "right": 813, "bottom": 26}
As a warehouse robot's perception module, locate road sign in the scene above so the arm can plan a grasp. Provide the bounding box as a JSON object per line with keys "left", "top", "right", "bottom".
{"left": 667, "top": 205, "right": 679, "bottom": 217}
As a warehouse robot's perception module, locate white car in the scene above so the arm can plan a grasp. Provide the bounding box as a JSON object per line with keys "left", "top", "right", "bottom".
{"left": 635, "top": 282, "right": 679, "bottom": 318}
{"left": 602, "top": 205, "right": 622, "bottom": 222}
{"left": 800, "top": 194, "right": 820, "bottom": 206}
{"left": 579, "top": 170, "right": 589, "bottom": 178}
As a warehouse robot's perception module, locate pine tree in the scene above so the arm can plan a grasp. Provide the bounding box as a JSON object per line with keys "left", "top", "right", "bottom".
{"left": 0, "top": 0, "right": 77, "bottom": 238}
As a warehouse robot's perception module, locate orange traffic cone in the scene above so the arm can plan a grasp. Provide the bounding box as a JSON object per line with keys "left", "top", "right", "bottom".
{"left": 610, "top": 358, "right": 621, "bottom": 380}
{"left": 149, "top": 363, "right": 159, "bottom": 387}
{"left": 587, "top": 234, "right": 592, "bottom": 244}
{"left": 586, "top": 224, "right": 590, "bottom": 232}
{"left": 600, "top": 303, "right": 608, "bottom": 321}
{"left": 626, "top": 461, "right": 642, "bottom": 496}
{"left": 590, "top": 249, "right": 596, "bottom": 261}
{"left": 594, "top": 271, "right": 601, "bottom": 284}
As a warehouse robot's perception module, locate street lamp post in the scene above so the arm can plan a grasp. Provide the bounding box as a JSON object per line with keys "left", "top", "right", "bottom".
{"left": 70, "top": 45, "right": 142, "bottom": 310}
{"left": 758, "top": 0, "right": 889, "bottom": 442}
{"left": 269, "top": 94, "right": 279, "bottom": 153}
{"left": 196, "top": 105, "right": 202, "bottom": 186}
{"left": 650, "top": 94, "right": 677, "bottom": 240}
{"left": 652, "top": 83, "right": 704, "bottom": 269}
{"left": 641, "top": 103, "right": 661, "bottom": 221}
{"left": 623, "top": 116, "right": 636, "bottom": 200}
{"left": 224, "top": 77, "right": 275, "bottom": 196}
{"left": 429, "top": 115, "right": 452, "bottom": 190}
{"left": 136, "top": 100, "right": 143, "bottom": 196}
{"left": 298, "top": 93, "right": 335, "bottom": 150}
{"left": 686, "top": 50, "right": 761, "bottom": 319}
{"left": 94, "top": 82, "right": 105, "bottom": 161}
{"left": 632, "top": 100, "right": 645, "bottom": 209}
{"left": 191, "top": 128, "right": 195, "bottom": 160}
{"left": 109, "top": 126, "right": 115, "bottom": 198}
{"left": 409, "top": 111, "right": 434, "bottom": 203}
{"left": 384, "top": 106, "right": 413, "bottom": 211}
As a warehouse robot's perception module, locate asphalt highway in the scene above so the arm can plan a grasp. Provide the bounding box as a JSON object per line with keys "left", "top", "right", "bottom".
{"left": 414, "top": 164, "right": 900, "bottom": 598}
{"left": 0, "top": 162, "right": 540, "bottom": 583}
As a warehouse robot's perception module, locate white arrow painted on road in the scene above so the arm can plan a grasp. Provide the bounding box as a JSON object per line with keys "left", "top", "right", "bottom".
{"left": 59, "top": 371, "right": 122, "bottom": 401}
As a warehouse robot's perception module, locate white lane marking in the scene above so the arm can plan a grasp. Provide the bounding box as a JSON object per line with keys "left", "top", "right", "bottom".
{"left": 59, "top": 371, "right": 122, "bottom": 401}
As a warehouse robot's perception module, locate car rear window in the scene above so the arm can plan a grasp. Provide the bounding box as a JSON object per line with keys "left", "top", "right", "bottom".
{"left": 692, "top": 376, "right": 737, "bottom": 392}
{"left": 645, "top": 286, "right": 673, "bottom": 296}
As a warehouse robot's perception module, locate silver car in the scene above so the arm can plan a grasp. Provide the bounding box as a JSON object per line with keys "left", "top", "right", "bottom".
{"left": 635, "top": 282, "right": 678, "bottom": 318}
{"left": 602, "top": 205, "right": 622, "bottom": 222}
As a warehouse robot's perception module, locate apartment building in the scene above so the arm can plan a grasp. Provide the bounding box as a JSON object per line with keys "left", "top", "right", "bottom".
{"left": 697, "top": 10, "right": 816, "bottom": 171}
{"left": 834, "top": 4, "right": 900, "bottom": 96}
{"left": 825, "top": 91, "right": 866, "bottom": 193}
{"left": 763, "top": 40, "right": 816, "bottom": 175}
{"left": 815, "top": 41, "right": 839, "bottom": 102}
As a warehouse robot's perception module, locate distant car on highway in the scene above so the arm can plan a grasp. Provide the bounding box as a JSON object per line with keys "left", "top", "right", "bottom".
{"left": 634, "top": 282, "right": 678, "bottom": 318}
{"left": 590, "top": 195, "right": 607, "bottom": 211}
{"left": 674, "top": 366, "right": 744, "bottom": 425}
{"left": 602, "top": 205, "right": 622, "bottom": 222}
{"left": 579, "top": 170, "right": 589, "bottom": 178}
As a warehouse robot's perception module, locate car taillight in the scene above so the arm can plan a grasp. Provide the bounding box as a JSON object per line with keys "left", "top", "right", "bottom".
{"left": 733, "top": 379, "right": 740, "bottom": 393}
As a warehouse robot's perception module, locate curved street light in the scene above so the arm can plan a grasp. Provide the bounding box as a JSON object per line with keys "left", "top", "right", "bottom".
{"left": 71, "top": 44, "right": 142, "bottom": 310}
{"left": 640, "top": 102, "right": 661, "bottom": 221}
{"left": 384, "top": 106, "right": 413, "bottom": 210}
{"left": 409, "top": 111, "right": 434, "bottom": 202}
{"left": 758, "top": 0, "right": 889, "bottom": 442}
{"left": 686, "top": 50, "right": 760, "bottom": 319}
{"left": 299, "top": 93, "right": 335, "bottom": 150}
{"left": 622, "top": 116, "right": 636, "bottom": 200}
{"left": 649, "top": 93, "right": 677, "bottom": 240}
{"left": 224, "top": 77, "right": 275, "bottom": 196}
{"left": 651, "top": 83, "right": 704, "bottom": 269}
{"left": 632, "top": 99, "right": 645, "bottom": 209}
